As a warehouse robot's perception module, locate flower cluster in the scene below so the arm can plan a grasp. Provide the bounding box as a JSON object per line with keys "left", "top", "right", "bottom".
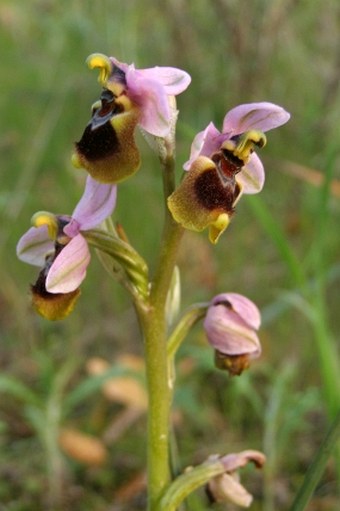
{"left": 16, "top": 51, "right": 291, "bottom": 509}
{"left": 17, "top": 54, "right": 191, "bottom": 319}
{"left": 16, "top": 54, "right": 289, "bottom": 360}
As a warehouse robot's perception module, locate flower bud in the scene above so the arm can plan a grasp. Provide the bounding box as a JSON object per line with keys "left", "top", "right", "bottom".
{"left": 204, "top": 293, "right": 261, "bottom": 375}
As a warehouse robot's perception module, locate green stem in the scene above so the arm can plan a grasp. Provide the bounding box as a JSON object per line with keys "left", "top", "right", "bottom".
{"left": 289, "top": 409, "right": 340, "bottom": 511}
{"left": 138, "top": 152, "right": 185, "bottom": 510}
{"left": 141, "top": 308, "right": 172, "bottom": 511}
{"left": 167, "top": 303, "right": 208, "bottom": 360}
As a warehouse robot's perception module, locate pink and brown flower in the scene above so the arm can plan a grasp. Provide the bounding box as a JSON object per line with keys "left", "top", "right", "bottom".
{"left": 168, "top": 102, "right": 290, "bottom": 243}
{"left": 16, "top": 176, "right": 117, "bottom": 320}
{"left": 73, "top": 53, "right": 191, "bottom": 183}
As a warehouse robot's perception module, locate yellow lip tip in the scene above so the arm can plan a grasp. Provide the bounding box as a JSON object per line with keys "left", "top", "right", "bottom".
{"left": 71, "top": 152, "right": 83, "bottom": 169}
{"left": 209, "top": 213, "right": 230, "bottom": 244}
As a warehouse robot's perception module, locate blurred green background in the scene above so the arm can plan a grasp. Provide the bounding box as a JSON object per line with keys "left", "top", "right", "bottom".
{"left": 1, "top": 0, "right": 340, "bottom": 509}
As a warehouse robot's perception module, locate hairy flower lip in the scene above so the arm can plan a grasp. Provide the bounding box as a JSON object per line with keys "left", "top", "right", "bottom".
{"left": 31, "top": 276, "right": 81, "bottom": 321}
{"left": 167, "top": 155, "right": 242, "bottom": 244}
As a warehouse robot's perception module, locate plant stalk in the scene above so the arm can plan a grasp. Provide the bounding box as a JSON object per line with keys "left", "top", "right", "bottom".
{"left": 138, "top": 151, "right": 184, "bottom": 510}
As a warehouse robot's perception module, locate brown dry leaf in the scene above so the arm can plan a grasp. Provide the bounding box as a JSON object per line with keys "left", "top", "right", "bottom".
{"left": 103, "top": 407, "right": 144, "bottom": 444}
{"left": 280, "top": 160, "right": 340, "bottom": 198}
{"left": 86, "top": 355, "right": 147, "bottom": 410}
{"left": 59, "top": 428, "right": 108, "bottom": 466}
{"left": 86, "top": 357, "right": 110, "bottom": 375}
{"left": 102, "top": 377, "right": 147, "bottom": 410}
{"left": 116, "top": 353, "right": 145, "bottom": 372}
{"left": 115, "top": 471, "right": 147, "bottom": 503}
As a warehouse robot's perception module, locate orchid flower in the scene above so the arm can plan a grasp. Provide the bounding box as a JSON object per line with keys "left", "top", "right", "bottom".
{"left": 16, "top": 176, "right": 117, "bottom": 320}
{"left": 203, "top": 293, "right": 261, "bottom": 375}
{"left": 206, "top": 451, "right": 266, "bottom": 507}
{"left": 73, "top": 53, "right": 191, "bottom": 184}
{"left": 168, "top": 102, "right": 290, "bottom": 243}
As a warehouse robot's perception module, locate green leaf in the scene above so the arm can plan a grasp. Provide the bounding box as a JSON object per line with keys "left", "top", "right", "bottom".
{"left": 0, "top": 375, "right": 41, "bottom": 407}
{"left": 289, "top": 409, "right": 340, "bottom": 511}
{"left": 246, "top": 195, "right": 305, "bottom": 287}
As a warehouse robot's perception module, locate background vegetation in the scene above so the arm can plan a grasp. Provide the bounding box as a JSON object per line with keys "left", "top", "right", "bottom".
{"left": 0, "top": 0, "right": 339, "bottom": 509}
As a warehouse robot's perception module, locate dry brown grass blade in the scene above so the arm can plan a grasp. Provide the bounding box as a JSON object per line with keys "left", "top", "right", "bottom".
{"left": 114, "top": 471, "right": 147, "bottom": 504}
{"left": 279, "top": 160, "right": 340, "bottom": 198}
{"left": 103, "top": 407, "right": 144, "bottom": 444}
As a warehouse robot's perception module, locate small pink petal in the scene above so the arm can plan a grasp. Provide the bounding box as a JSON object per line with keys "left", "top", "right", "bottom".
{"left": 137, "top": 65, "right": 191, "bottom": 95}
{"left": 16, "top": 225, "right": 54, "bottom": 267}
{"left": 183, "top": 122, "right": 223, "bottom": 170}
{"left": 109, "top": 58, "right": 191, "bottom": 96}
{"left": 222, "top": 102, "right": 290, "bottom": 137}
{"left": 126, "top": 68, "right": 171, "bottom": 136}
{"left": 68, "top": 176, "right": 117, "bottom": 232}
{"left": 236, "top": 153, "right": 265, "bottom": 194}
{"left": 63, "top": 218, "right": 81, "bottom": 238}
{"left": 220, "top": 450, "right": 266, "bottom": 472}
{"left": 208, "top": 473, "right": 253, "bottom": 507}
{"left": 46, "top": 234, "right": 90, "bottom": 293}
{"left": 109, "top": 57, "right": 129, "bottom": 75}
{"left": 109, "top": 60, "right": 190, "bottom": 136}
